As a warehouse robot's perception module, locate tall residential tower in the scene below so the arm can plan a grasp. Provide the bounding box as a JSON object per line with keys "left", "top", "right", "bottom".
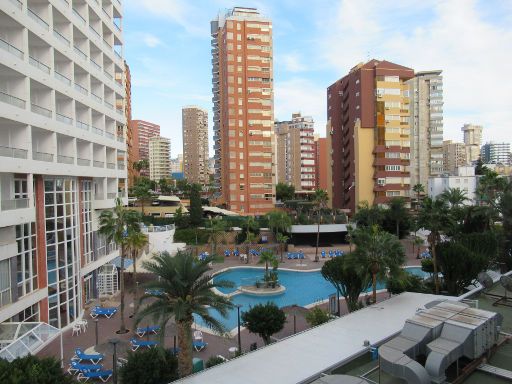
{"left": 407, "top": 70, "right": 444, "bottom": 190}
{"left": 327, "top": 60, "right": 414, "bottom": 214}
{"left": 0, "top": 0, "right": 127, "bottom": 329}
{"left": 211, "top": 7, "right": 275, "bottom": 215}
{"left": 462, "top": 123, "right": 483, "bottom": 165}
{"left": 129, "top": 119, "right": 160, "bottom": 177}
{"left": 149, "top": 136, "right": 171, "bottom": 182}
{"left": 182, "top": 106, "right": 209, "bottom": 185}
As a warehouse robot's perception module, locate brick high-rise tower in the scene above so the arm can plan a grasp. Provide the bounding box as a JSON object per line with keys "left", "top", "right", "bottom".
{"left": 211, "top": 7, "right": 275, "bottom": 215}
{"left": 182, "top": 106, "right": 209, "bottom": 185}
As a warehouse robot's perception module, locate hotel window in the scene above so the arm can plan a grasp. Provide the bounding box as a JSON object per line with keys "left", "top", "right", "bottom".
{"left": 0, "top": 260, "right": 12, "bottom": 308}
{"left": 16, "top": 223, "right": 37, "bottom": 298}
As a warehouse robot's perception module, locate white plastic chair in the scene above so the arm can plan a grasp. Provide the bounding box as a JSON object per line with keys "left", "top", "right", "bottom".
{"left": 193, "top": 330, "right": 203, "bottom": 342}
{"left": 72, "top": 323, "right": 82, "bottom": 336}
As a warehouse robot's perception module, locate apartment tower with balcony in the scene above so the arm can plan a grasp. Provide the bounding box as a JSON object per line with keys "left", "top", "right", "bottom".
{"left": 443, "top": 140, "right": 467, "bottom": 174}
{"left": 182, "top": 106, "right": 209, "bottom": 185}
{"left": 275, "top": 113, "right": 316, "bottom": 191}
{"left": 129, "top": 119, "right": 159, "bottom": 177}
{"left": 149, "top": 136, "right": 170, "bottom": 182}
{"left": 407, "top": 70, "right": 444, "bottom": 191}
{"left": 211, "top": 7, "right": 275, "bottom": 215}
{"left": 327, "top": 60, "right": 414, "bottom": 214}
{"left": 0, "top": 0, "right": 127, "bottom": 329}
{"left": 462, "top": 123, "right": 483, "bottom": 165}
{"left": 481, "top": 142, "right": 511, "bottom": 165}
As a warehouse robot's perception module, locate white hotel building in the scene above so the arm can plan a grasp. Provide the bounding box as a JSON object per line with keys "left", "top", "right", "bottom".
{"left": 0, "top": 0, "right": 127, "bottom": 331}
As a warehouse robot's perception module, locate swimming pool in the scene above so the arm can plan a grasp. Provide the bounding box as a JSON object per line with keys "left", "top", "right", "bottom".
{"left": 195, "top": 266, "right": 428, "bottom": 331}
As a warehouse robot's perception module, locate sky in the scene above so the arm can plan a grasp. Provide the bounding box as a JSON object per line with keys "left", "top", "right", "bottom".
{"left": 123, "top": 0, "right": 512, "bottom": 157}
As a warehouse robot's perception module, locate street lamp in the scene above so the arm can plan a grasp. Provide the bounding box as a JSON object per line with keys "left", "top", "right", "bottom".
{"left": 95, "top": 319, "right": 99, "bottom": 346}
{"left": 292, "top": 304, "right": 298, "bottom": 334}
{"left": 236, "top": 304, "right": 242, "bottom": 354}
{"left": 109, "top": 338, "right": 119, "bottom": 384}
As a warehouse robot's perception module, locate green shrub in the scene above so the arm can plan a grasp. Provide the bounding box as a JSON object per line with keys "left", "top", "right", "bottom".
{"left": 119, "top": 347, "right": 178, "bottom": 384}
{"left": 0, "top": 355, "right": 74, "bottom": 384}
{"left": 305, "top": 307, "right": 331, "bottom": 327}
{"left": 205, "top": 356, "right": 226, "bottom": 368}
{"left": 174, "top": 228, "right": 209, "bottom": 245}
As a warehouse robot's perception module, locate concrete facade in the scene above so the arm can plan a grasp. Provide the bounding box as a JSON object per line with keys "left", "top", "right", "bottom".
{"left": 462, "top": 123, "right": 483, "bottom": 165}
{"left": 211, "top": 7, "right": 275, "bottom": 215}
{"left": 149, "top": 136, "right": 171, "bottom": 181}
{"left": 130, "top": 120, "right": 160, "bottom": 177}
{"left": 0, "top": 0, "right": 126, "bottom": 328}
{"left": 443, "top": 140, "right": 467, "bottom": 175}
{"left": 428, "top": 166, "right": 478, "bottom": 204}
{"left": 481, "top": 142, "right": 511, "bottom": 165}
{"left": 182, "top": 106, "right": 209, "bottom": 185}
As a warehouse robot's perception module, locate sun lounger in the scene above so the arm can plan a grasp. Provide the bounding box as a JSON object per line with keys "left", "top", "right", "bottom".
{"left": 233, "top": 249, "right": 240, "bottom": 257}
{"left": 136, "top": 325, "right": 160, "bottom": 337}
{"left": 224, "top": 250, "right": 231, "bottom": 257}
{"left": 90, "top": 306, "right": 117, "bottom": 319}
{"left": 328, "top": 250, "right": 334, "bottom": 258}
{"left": 72, "top": 348, "right": 104, "bottom": 364}
{"left": 193, "top": 341, "right": 208, "bottom": 352}
{"left": 144, "top": 289, "right": 163, "bottom": 296}
{"left": 68, "top": 361, "right": 102, "bottom": 375}
{"left": 130, "top": 338, "right": 158, "bottom": 351}
{"left": 321, "top": 250, "right": 326, "bottom": 258}
{"left": 77, "top": 369, "right": 113, "bottom": 382}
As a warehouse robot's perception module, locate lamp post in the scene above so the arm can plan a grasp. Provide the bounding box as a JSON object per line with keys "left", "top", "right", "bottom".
{"left": 292, "top": 304, "right": 297, "bottom": 334}
{"left": 95, "top": 319, "right": 99, "bottom": 346}
{"left": 109, "top": 338, "right": 119, "bottom": 384}
{"left": 236, "top": 304, "right": 242, "bottom": 354}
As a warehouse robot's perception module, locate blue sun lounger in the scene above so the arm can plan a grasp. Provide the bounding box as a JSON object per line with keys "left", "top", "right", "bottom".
{"left": 321, "top": 250, "right": 326, "bottom": 258}
{"left": 68, "top": 361, "right": 103, "bottom": 375}
{"left": 72, "top": 348, "right": 104, "bottom": 364}
{"left": 136, "top": 325, "right": 160, "bottom": 337}
{"left": 130, "top": 338, "right": 158, "bottom": 351}
{"left": 77, "top": 369, "right": 113, "bottom": 382}
{"left": 90, "top": 306, "right": 117, "bottom": 319}
{"left": 193, "top": 341, "right": 208, "bottom": 351}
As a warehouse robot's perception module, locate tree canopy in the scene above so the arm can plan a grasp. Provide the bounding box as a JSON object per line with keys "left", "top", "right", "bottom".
{"left": 189, "top": 183, "right": 204, "bottom": 226}
{"left": 276, "top": 182, "right": 295, "bottom": 202}
{"left": 119, "top": 348, "right": 178, "bottom": 384}
{"left": 0, "top": 355, "right": 74, "bottom": 384}
{"left": 241, "top": 302, "right": 286, "bottom": 345}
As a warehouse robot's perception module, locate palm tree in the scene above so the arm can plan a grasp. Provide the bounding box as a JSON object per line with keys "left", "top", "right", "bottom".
{"left": 313, "top": 189, "right": 329, "bottom": 262}
{"left": 244, "top": 231, "right": 257, "bottom": 264}
{"left": 275, "top": 232, "right": 289, "bottom": 262}
{"left": 259, "top": 250, "right": 278, "bottom": 279}
{"left": 126, "top": 230, "right": 148, "bottom": 314}
{"left": 440, "top": 187, "right": 468, "bottom": 208}
{"left": 353, "top": 225, "right": 405, "bottom": 303}
{"left": 132, "top": 159, "right": 149, "bottom": 174}
{"left": 417, "top": 197, "right": 452, "bottom": 294}
{"left": 387, "top": 197, "right": 408, "bottom": 238}
{"left": 131, "top": 177, "right": 153, "bottom": 216}
{"left": 99, "top": 198, "right": 141, "bottom": 334}
{"left": 137, "top": 251, "right": 233, "bottom": 377}
{"left": 413, "top": 236, "right": 424, "bottom": 259}
{"left": 266, "top": 210, "right": 292, "bottom": 235}
{"left": 413, "top": 183, "right": 425, "bottom": 210}
{"left": 207, "top": 217, "right": 226, "bottom": 256}
{"left": 346, "top": 224, "right": 354, "bottom": 253}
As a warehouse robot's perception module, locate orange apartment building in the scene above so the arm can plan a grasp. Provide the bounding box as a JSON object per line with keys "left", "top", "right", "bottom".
{"left": 211, "top": 7, "right": 276, "bottom": 215}
{"left": 129, "top": 120, "right": 160, "bottom": 177}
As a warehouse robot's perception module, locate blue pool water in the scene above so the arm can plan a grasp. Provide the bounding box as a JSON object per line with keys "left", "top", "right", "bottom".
{"left": 196, "top": 266, "right": 429, "bottom": 331}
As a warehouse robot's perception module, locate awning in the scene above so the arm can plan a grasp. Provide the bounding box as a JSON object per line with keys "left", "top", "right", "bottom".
{"left": 109, "top": 256, "right": 133, "bottom": 269}
{"left": 0, "top": 322, "right": 60, "bottom": 361}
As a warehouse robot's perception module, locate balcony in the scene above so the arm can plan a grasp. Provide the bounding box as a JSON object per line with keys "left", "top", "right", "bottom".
{"left": 93, "top": 160, "right": 104, "bottom": 167}
{"left": 56, "top": 112, "right": 73, "bottom": 125}
{"left": 33, "top": 151, "right": 53, "bottom": 162}
{"left": 1, "top": 198, "right": 29, "bottom": 211}
{"left": 0, "top": 145, "right": 28, "bottom": 159}
{"left": 76, "top": 120, "right": 89, "bottom": 131}
{"left": 106, "top": 162, "right": 115, "bottom": 169}
{"left": 0, "top": 37, "right": 24, "bottom": 60}
{"left": 72, "top": 9, "right": 86, "bottom": 26}
{"left": 89, "top": 26, "right": 101, "bottom": 39}
{"left": 74, "top": 83, "right": 88, "bottom": 95}
{"left": 73, "top": 45, "right": 87, "bottom": 61}
{"left": 27, "top": 9, "right": 49, "bottom": 30}
{"left": 90, "top": 58, "right": 101, "bottom": 71}
{"left": 91, "top": 92, "right": 102, "bottom": 103}
{"left": 117, "top": 161, "right": 124, "bottom": 169}
{"left": 0, "top": 91, "right": 25, "bottom": 109}
{"left": 29, "top": 56, "right": 51, "bottom": 74}
{"left": 105, "top": 132, "right": 114, "bottom": 140}
{"left": 9, "top": 0, "right": 22, "bottom": 9}
{"left": 104, "top": 100, "right": 113, "bottom": 110}
{"left": 31, "top": 103, "right": 52, "bottom": 118}
{"left": 92, "top": 126, "right": 104, "bottom": 136}
{"left": 77, "top": 158, "right": 90, "bottom": 166}
{"left": 54, "top": 71, "right": 71, "bottom": 86}
{"left": 107, "top": 192, "right": 117, "bottom": 199}
{"left": 116, "top": 136, "right": 124, "bottom": 143}
{"left": 57, "top": 154, "right": 74, "bottom": 164}
{"left": 53, "top": 30, "right": 70, "bottom": 47}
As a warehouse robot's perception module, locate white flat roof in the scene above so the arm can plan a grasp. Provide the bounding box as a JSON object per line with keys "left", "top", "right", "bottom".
{"left": 290, "top": 224, "right": 350, "bottom": 233}
{"left": 176, "top": 292, "right": 453, "bottom": 384}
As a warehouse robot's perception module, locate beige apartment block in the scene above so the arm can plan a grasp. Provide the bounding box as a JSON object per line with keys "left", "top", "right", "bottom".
{"left": 462, "top": 123, "right": 483, "bottom": 164}
{"left": 149, "top": 136, "right": 171, "bottom": 181}
{"left": 443, "top": 140, "right": 467, "bottom": 175}
{"left": 407, "top": 70, "right": 444, "bottom": 190}
{"left": 211, "top": 7, "right": 275, "bottom": 215}
{"left": 275, "top": 113, "right": 316, "bottom": 191}
{"left": 182, "top": 106, "right": 209, "bottom": 185}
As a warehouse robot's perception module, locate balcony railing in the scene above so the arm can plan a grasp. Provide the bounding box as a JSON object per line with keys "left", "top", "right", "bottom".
{"left": 57, "top": 154, "right": 74, "bottom": 164}
{"left": 89, "top": 26, "right": 101, "bottom": 39}
{"left": 76, "top": 120, "right": 89, "bottom": 131}
{"left": 0, "top": 145, "right": 28, "bottom": 159}
{"left": 56, "top": 112, "right": 73, "bottom": 125}
{"left": 107, "top": 192, "right": 117, "bottom": 199}
{"left": 105, "top": 132, "right": 115, "bottom": 140}
{"left": 0, "top": 91, "right": 26, "bottom": 109}
{"left": 104, "top": 100, "right": 113, "bottom": 109}
{"left": 103, "top": 71, "right": 113, "bottom": 80}
{"left": 28, "top": 8, "right": 49, "bottom": 30}
{"left": 102, "top": 8, "right": 110, "bottom": 19}
{"left": 29, "top": 56, "right": 51, "bottom": 74}
{"left": 31, "top": 103, "right": 52, "bottom": 118}
{"left": 102, "top": 38, "right": 112, "bottom": 49}
{"left": 1, "top": 198, "right": 29, "bottom": 211}
{"left": 0, "top": 37, "right": 24, "bottom": 59}
{"left": 117, "top": 136, "right": 124, "bottom": 143}
{"left": 73, "top": 45, "right": 87, "bottom": 61}
{"left": 72, "top": 8, "right": 86, "bottom": 25}
{"left": 33, "top": 151, "right": 53, "bottom": 162}
{"left": 92, "top": 126, "right": 104, "bottom": 135}
{"left": 53, "top": 30, "right": 70, "bottom": 46}
{"left": 93, "top": 160, "right": 104, "bottom": 167}
{"left": 74, "top": 82, "right": 88, "bottom": 95}
{"left": 9, "top": 0, "right": 22, "bottom": 10}
{"left": 114, "top": 50, "right": 122, "bottom": 60}
{"left": 117, "top": 162, "right": 125, "bottom": 169}
{"left": 77, "top": 158, "right": 90, "bottom": 166}
{"left": 91, "top": 92, "right": 102, "bottom": 103}
{"left": 106, "top": 162, "right": 115, "bottom": 169}
{"left": 54, "top": 71, "right": 71, "bottom": 85}
{"left": 90, "top": 58, "right": 101, "bottom": 71}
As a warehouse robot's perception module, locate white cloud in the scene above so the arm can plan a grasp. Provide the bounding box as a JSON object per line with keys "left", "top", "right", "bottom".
{"left": 142, "top": 33, "right": 163, "bottom": 48}
{"left": 274, "top": 78, "right": 327, "bottom": 135}
{"left": 314, "top": 0, "right": 512, "bottom": 143}
{"left": 279, "top": 52, "right": 308, "bottom": 72}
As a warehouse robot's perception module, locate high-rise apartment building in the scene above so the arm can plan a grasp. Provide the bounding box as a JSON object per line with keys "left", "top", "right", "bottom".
{"left": 443, "top": 140, "right": 467, "bottom": 174}
{"left": 327, "top": 60, "right": 414, "bottom": 214}
{"left": 149, "top": 136, "right": 171, "bottom": 181}
{"left": 462, "top": 123, "right": 483, "bottom": 165}
{"left": 130, "top": 120, "right": 160, "bottom": 176}
{"left": 407, "top": 70, "right": 444, "bottom": 189}
{"left": 316, "top": 137, "right": 329, "bottom": 191}
{"left": 0, "top": 0, "right": 127, "bottom": 329}
{"left": 123, "top": 61, "right": 137, "bottom": 187}
{"left": 211, "top": 7, "right": 275, "bottom": 215}
{"left": 275, "top": 113, "right": 316, "bottom": 191}
{"left": 481, "top": 142, "right": 511, "bottom": 165}
{"left": 182, "top": 106, "right": 209, "bottom": 185}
